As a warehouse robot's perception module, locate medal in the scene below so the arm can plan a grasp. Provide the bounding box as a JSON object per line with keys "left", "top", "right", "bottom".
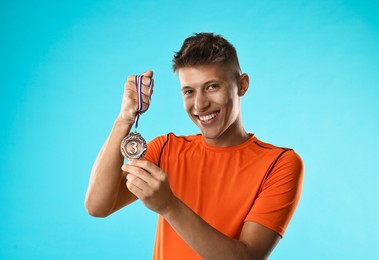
{"left": 121, "top": 75, "right": 154, "bottom": 160}
{"left": 121, "top": 131, "right": 147, "bottom": 159}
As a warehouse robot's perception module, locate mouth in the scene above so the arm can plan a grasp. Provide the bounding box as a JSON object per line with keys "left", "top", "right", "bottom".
{"left": 195, "top": 111, "right": 220, "bottom": 124}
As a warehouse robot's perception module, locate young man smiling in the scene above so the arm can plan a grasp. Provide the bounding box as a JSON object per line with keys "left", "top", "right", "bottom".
{"left": 85, "top": 33, "right": 303, "bottom": 259}
{"left": 179, "top": 64, "right": 249, "bottom": 147}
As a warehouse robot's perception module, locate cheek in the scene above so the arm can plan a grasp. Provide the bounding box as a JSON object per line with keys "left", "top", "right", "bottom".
{"left": 223, "top": 95, "right": 239, "bottom": 118}
{"left": 182, "top": 98, "right": 192, "bottom": 113}
{"left": 217, "top": 93, "right": 233, "bottom": 110}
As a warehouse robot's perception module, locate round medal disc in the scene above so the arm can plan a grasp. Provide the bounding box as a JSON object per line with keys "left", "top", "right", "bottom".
{"left": 120, "top": 132, "right": 147, "bottom": 160}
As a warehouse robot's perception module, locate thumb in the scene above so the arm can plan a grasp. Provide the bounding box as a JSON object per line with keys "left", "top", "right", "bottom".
{"left": 142, "top": 70, "right": 153, "bottom": 78}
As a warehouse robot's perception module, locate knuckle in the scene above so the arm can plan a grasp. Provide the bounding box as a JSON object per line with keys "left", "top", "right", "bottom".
{"left": 126, "top": 180, "right": 133, "bottom": 189}
{"left": 151, "top": 180, "right": 160, "bottom": 189}
{"left": 127, "top": 75, "right": 136, "bottom": 82}
{"left": 124, "top": 88, "right": 135, "bottom": 98}
{"left": 142, "top": 96, "right": 149, "bottom": 104}
{"left": 141, "top": 160, "right": 149, "bottom": 167}
{"left": 158, "top": 170, "right": 167, "bottom": 180}
{"left": 145, "top": 189, "right": 153, "bottom": 198}
{"left": 124, "top": 85, "right": 135, "bottom": 95}
{"left": 126, "top": 174, "right": 133, "bottom": 182}
{"left": 135, "top": 159, "right": 147, "bottom": 168}
{"left": 134, "top": 170, "right": 144, "bottom": 178}
{"left": 142, "top": 77, "right": 152, "bottom": 85}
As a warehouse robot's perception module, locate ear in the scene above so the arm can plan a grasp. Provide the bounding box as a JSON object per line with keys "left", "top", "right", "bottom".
{"left": 238, "top": 73, "right": 249, "bottom": 96}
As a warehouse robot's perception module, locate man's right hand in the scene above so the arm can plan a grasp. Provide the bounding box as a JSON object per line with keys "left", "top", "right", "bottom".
{"left": 118, "top": 70, "right": 154, "bottom": 126}
{"left": 85, "top": 70, "right": 154, "bottom": 217}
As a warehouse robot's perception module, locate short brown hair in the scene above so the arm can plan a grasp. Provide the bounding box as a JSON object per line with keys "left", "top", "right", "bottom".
{"left": 172, "top": 33, "right": 241, "bottom": 75}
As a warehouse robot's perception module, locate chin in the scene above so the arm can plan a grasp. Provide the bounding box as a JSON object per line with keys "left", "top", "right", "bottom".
{"left": 199, "top": 128, "right": 224, "bottom": 139}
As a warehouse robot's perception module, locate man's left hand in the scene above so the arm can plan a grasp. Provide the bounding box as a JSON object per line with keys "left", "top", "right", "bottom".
{"left": 121, "top": 160, "right": 177, "bottom": 215}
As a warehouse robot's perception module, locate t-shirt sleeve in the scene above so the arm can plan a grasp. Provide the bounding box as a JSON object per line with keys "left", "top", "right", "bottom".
{"left": 245, "top": 149, "right": 304, "bottom": 237}
{"left": 143, "top": 134, "right": 169, "bottom": 165}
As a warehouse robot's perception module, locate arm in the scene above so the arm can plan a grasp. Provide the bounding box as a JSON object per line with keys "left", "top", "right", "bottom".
{"left": 163, "top": 197, "right": 280, "bottom": 260}
{"left": 84, "top": 71, "right": 154, "bottom": 217}
{"left": 123, "top": 159, "right": 281, "bottom": 259}
{"left": 84, "top": 117, "right": 135, "bottom": 217}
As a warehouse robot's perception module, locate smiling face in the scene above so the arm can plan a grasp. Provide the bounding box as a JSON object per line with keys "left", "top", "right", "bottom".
{"left": 178, "top": 63, "right": 250, "bottom": 147}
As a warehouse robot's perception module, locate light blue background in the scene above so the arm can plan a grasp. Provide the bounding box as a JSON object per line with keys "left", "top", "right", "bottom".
{"left": 1, "top": 0, "right": 378, "bottom": 259}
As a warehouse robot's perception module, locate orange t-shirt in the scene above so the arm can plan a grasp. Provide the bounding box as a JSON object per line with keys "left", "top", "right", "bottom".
{"left": 144, "top": 133, "right": 303, "bottom": 260}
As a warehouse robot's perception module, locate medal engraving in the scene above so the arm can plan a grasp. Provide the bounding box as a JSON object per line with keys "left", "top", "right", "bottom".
{"left": 121, "top": 131, "right": 147, "bottom": 160}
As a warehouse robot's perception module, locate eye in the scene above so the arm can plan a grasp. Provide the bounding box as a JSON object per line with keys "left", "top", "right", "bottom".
{"left": 182, "top": 89, "right": 193, "bottom": 96}
{"left": 207, "top": 84, "right": 218, "bottom": 91}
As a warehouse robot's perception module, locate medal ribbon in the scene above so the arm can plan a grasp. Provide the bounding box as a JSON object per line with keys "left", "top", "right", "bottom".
{"left": 134, "top": 75, "right": 154, "bottom": 129}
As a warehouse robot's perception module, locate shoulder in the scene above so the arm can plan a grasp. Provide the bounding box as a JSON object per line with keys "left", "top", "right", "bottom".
{"left": 145, "top": 133, "right": 200, "bottom": 165}
{"left": 149, "top": 132, "right": 199, "bottom": 147}
{"left": 251, "top": 136, "right": 303, "bottom": 174}
{"left": 251, "top": 137, "right": 291, "bottom": 151}
{"left": 263, "top": 145, "right": 303, "bottom": 189}
{"left": 252, "top": 136, "right": 299, "bottom": 155}
{"left": 272, "top": 149, "right": 303, "bottom": 179}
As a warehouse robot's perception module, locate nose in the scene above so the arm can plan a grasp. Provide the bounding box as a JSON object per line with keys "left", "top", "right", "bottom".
{"left": 194, "top": 91, "right": 210, "bottom": 112}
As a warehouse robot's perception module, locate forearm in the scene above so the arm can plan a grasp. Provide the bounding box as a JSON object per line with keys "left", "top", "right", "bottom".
{"left": 85, "top": 116, "right": 132, "bottom": 216}
{"left": 124, "top": 156, "right": 278, "bottom": 259}
{"left": 162, "top": 198, "right": 252, "bottom": 260}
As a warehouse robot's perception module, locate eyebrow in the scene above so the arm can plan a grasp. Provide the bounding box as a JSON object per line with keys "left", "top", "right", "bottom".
{"left": 181, "top": 79, "right": 221, "bottom": 89}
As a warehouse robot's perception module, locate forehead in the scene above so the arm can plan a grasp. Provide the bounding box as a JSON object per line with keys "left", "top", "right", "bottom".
{"left": 177, "top": 64, "right": 234, "bottom": 87}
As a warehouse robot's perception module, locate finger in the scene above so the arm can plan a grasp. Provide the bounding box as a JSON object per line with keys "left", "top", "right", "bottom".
{"left": 142, "top": 70, "right": 153, "bottom": 78}
{"left": 141, "top": 77, "right": 154, "bottom": 102}
{"left": 124, "top": 82, "right": 151, "bottom": 108}
{"left": 127, "top": 75, "right": 137, "bottom": 83}
{"left": 127, "top": 71, "right": 153, "bottom": 86}
{"left": 126, "top": 177, "right": 144, "bottom": 198}
{"left": 134, "top": 76, "right": 154, "bottom": 111}
{"left": 126, "top": 173, "right": 149, "bottom": 190}
{"left": 128, "top": 159, "right": 165, "bottom": 180}
{"left": 122, "top": 165, "right": 153, "bottom": 183}
{"left": 124, "top": 81, "right": 138, "bottom": 102}
{"left": 141, "top": 81, "right": 153, "bottom": 95}
{"left": 141, "top": 76, "right": 154, "bottom": 86}
{"left": 126, "top": 73, "right": 153, "bottom": 96}
{"left": 140, "top": 98, "right": 151, "bottom": 113}
{"left": 140, "top": 91, "right": 152, "bottom": 104}
{"left": 125, "top": 75, "right": 152, "bottom": 94}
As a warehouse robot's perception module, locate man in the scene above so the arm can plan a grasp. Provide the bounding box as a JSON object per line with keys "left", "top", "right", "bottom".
{"left": 85, "top": 33, "right": 303, "bottom": 259}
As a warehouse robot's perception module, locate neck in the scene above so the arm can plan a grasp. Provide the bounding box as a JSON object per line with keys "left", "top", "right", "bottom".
{"left": 204, "top": 120, "right": 250, "bottom": 147}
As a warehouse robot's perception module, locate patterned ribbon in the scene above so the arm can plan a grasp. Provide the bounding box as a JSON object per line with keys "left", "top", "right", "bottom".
{"left": 134, "top": 75, "right": 154, "bottom": 129}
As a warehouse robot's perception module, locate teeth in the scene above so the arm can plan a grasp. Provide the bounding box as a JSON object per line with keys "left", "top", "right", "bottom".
{"left": 199, "top": 112, "right": 218, "bottom": 121}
